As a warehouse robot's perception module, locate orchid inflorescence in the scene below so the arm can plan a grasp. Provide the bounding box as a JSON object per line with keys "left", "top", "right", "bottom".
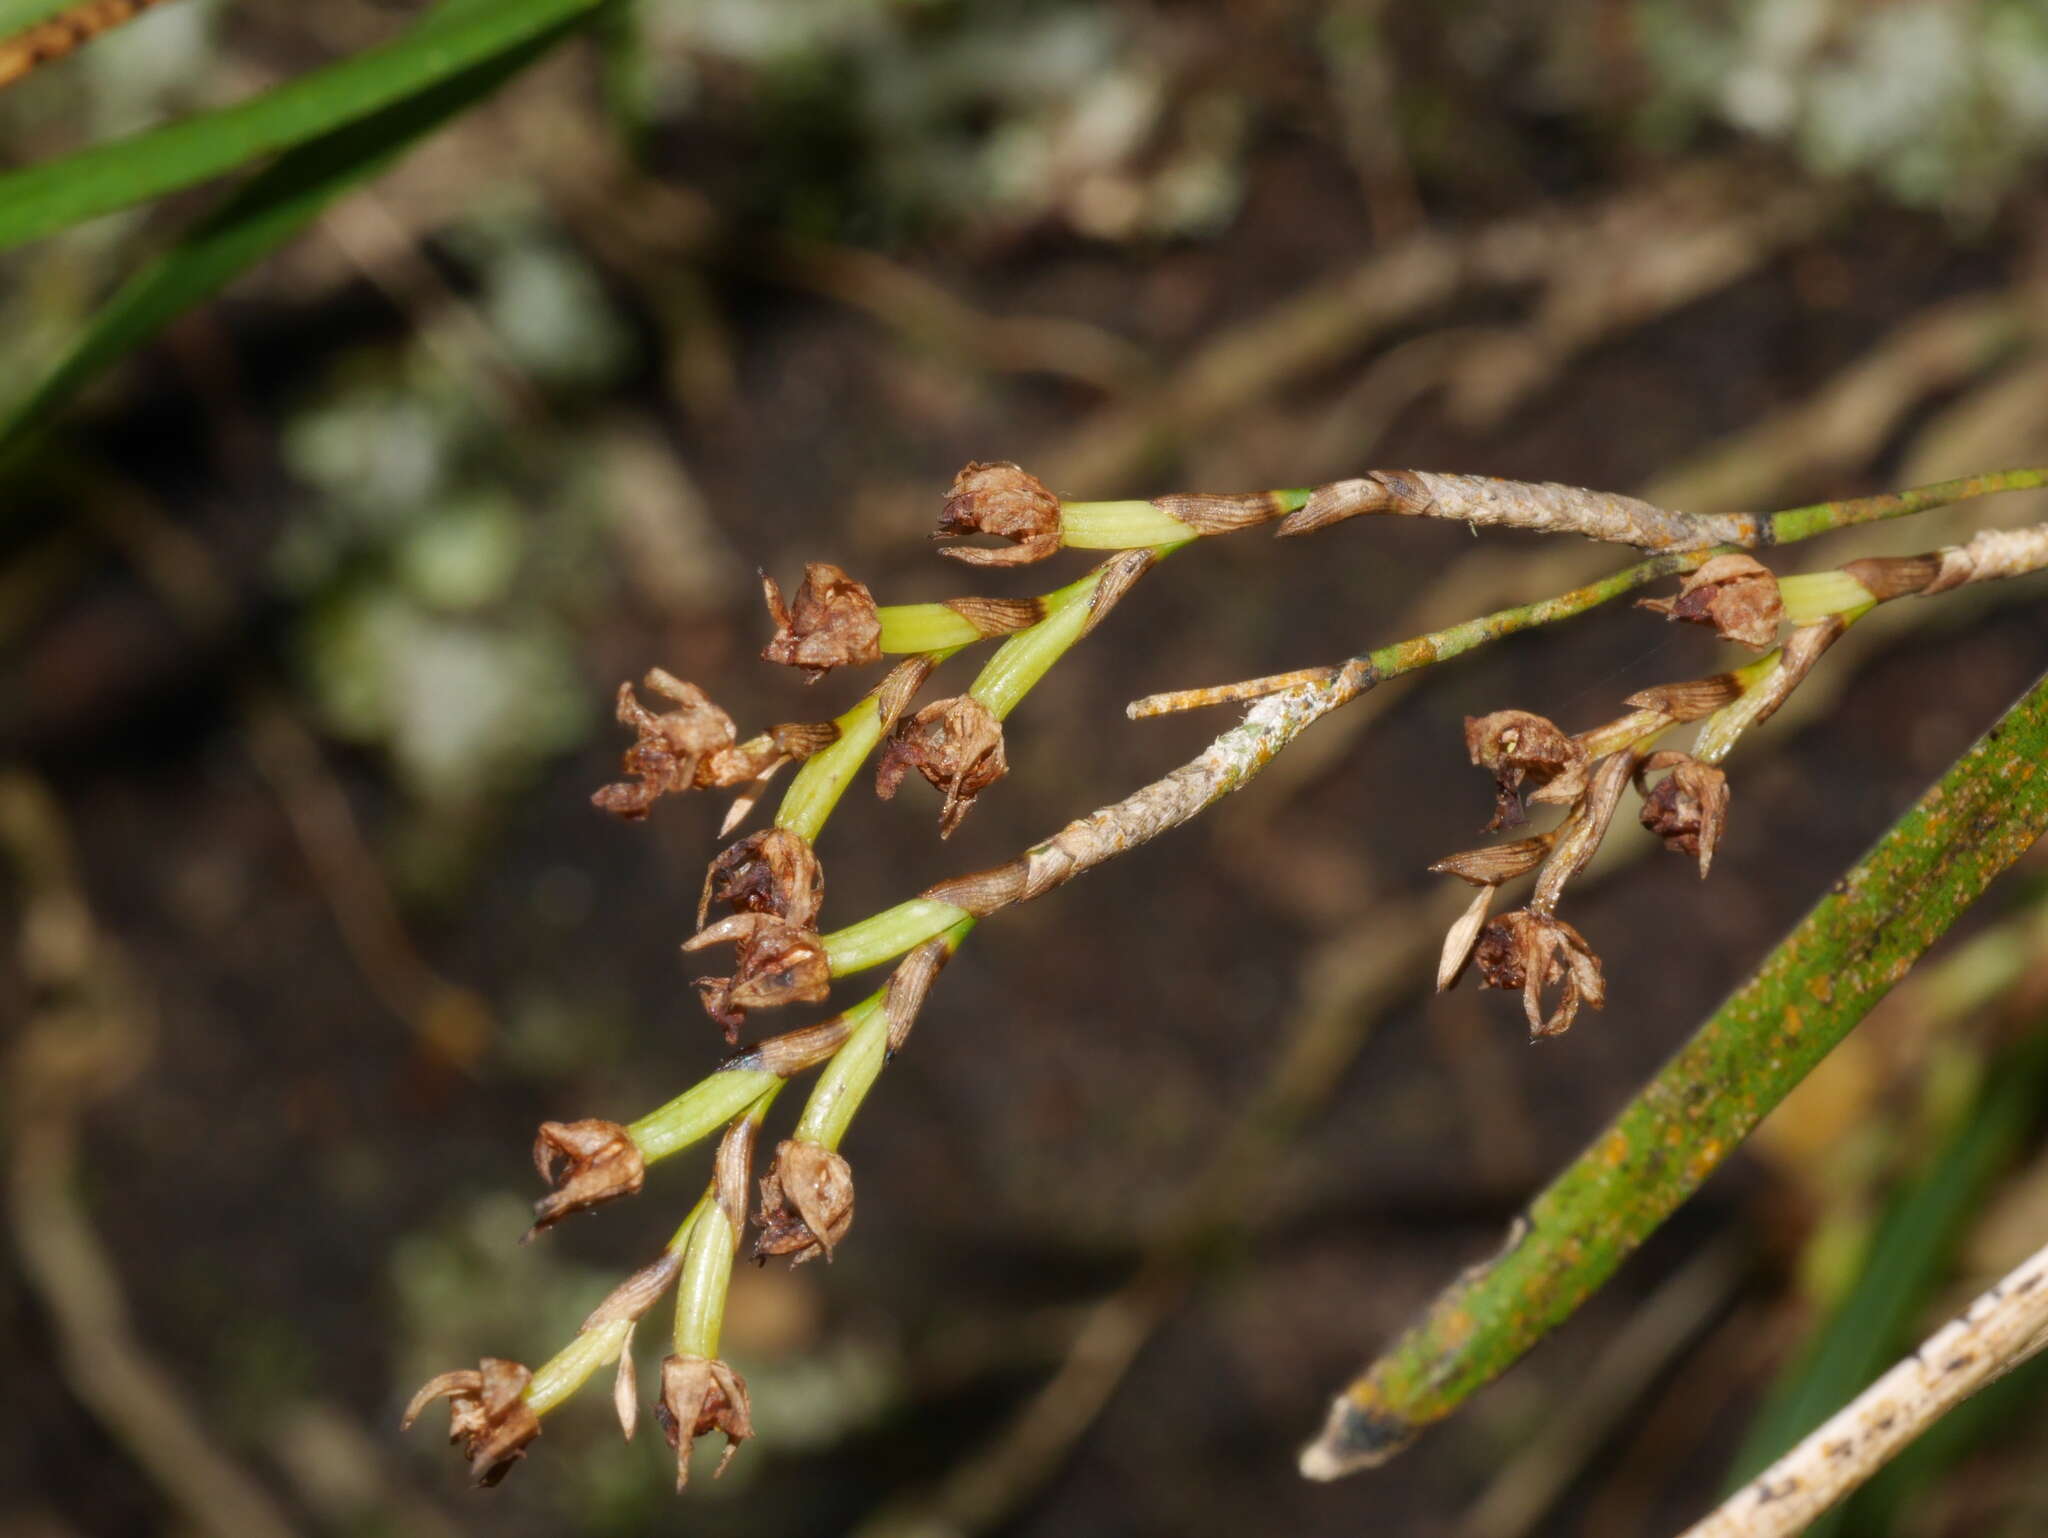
{"left": 405, "top": 462, "right": 2048, "bottom": 1489}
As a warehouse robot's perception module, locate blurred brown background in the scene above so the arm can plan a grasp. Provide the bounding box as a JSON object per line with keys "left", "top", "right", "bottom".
{"left": 5, "top": 2, "right": 2048, "bottom": 1535}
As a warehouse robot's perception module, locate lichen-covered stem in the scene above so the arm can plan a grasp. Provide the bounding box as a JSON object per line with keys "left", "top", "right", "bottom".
{"left": 1301, "top": 669, "right": 2048, "bottom": 1480}
{"left": 1763, "top": 466, "right": 2048, "bottom": 546}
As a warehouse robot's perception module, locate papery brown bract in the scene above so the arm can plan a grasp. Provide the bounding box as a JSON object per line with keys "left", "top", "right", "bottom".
{"left": 754, "top": 1139, "right": 854, "bottom": 1263}
{"left": 761, "top": 563, "right": 882, "bottom": 681}
{"left": 403, "top": 1357, "right": 541, "bottom": 1486}
{"left": 654, "top": 1354, "right": 753, "bottom": 1489}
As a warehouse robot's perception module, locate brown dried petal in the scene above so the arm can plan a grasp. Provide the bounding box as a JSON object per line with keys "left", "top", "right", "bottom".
{"left": 1636, "top": 751, "right": 1731, "bottom": 877}
{"left": 403, "top": 1357, "right": 540, "bottom": 1487}
{"left": 874, "top": 694, "right": 1008, "bottom": 837}
{"left": 698, "top": 827, "right": 825, "bottom": 930}
{"left": 761, "top": 563, "right": 882, "bottom": 680}
{"left": 684, "top": 913, "right": 831, "bottom": 1042}
{"left": 530, "top": 1119, "right": 646, "bottom": 1234}
{"left": 1472, "top": 909, "right": 1606, "bottom": 1039}
{"left": 1636, "top": 553, "right": 1783, "bottom": 650}
{"left": 932, "top": 460, "right": 1062, "bottom": 567}
{"left": 592, "top": 671, "right": 739, "bottom": 819}
{"left": 754, "top": 1139, "right": 854, "bottom": 1264}
{"left": 654, "top": 1354, "right": 753, "bottom": 1489}
{"left": 1464, "top": 710, "right": 1591, "bottom": 831}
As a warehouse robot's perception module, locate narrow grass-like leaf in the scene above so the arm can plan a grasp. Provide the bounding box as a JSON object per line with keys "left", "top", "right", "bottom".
{"left": 0, "top": 18, "right": 572, "bottom": 450}
{"left": 1302, "top": 667, "right": 2048, "bottom": 1478}
{"left": 0, "top": 0, "right": 596, "bottom": 251}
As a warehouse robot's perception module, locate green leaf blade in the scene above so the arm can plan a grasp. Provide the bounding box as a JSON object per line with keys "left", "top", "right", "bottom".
{"left": 0, "top": 0, "right": 595, "bottom": 252}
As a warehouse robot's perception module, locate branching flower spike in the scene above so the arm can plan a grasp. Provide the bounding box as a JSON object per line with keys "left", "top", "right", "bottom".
{"left": 405, "top": 461, "right": 2048, "bottom": 1497}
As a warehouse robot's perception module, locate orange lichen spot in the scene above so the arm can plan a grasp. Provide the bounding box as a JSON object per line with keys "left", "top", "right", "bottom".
{"left": 1782, "top": 1004, "right": 1804, "bottom": 1036}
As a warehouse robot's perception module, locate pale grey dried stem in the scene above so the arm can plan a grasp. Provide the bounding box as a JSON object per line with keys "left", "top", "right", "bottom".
{"left": 1282, "top": 470, "right": 1762, "bottom": 551}
{"left": 1675, "top": 1237, "right": 2048, "bottom": 1538}
{"left": 925, "top": 660, "right": 1377, "bottom": 917}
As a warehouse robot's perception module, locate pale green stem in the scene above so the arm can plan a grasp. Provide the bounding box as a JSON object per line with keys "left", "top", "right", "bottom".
{"left": 797, "top": 919, "right": 975, "bottom": 1150}
{"left": 822, "top": 898, "right": 970, "bottom": 975}
{"left": 526, "top": 1318, "right": 634, "bottom": 1414}
{"left": 673, "top": 1199, "right": 735, "bottom": 1358}
{"left": 1060, "top": 492, "right": 1311, "bottom": 548}
{"left": 628, "top": 1067, "right": 777, "bottom": 1164}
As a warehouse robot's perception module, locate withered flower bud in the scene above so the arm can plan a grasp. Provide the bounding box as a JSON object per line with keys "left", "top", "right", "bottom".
{"left": 698, "top": 827, "right": 824, "bottom": 930}
{"left": 760, "top": 563, "right": 882, "bottom": 681}
{"left": 403, "top": 1357, "right": 541, "bottom": 1486}
{"left": 1635, "top": 750, "right": 1731, "bottom": 877}
{"left": 932, "top": 460, "right": 1062, "bottom": 567}
{"left": 593, "top": 671, "right": 739, "bottom": 819}
{"left": 1636, "top": 553, "right": 1783, "bottom": 650}
{"left": 1473, "top": 909, "right": 1606, "bottom": 1038}
{"left": 685, "top": 913, "right": 831, "bottom": 1042}
{"left": 530, "top": 1119, "right": 646, "bottom": 1234}
{"left": 654, "top": 1354, "right": 753, "bottom": 1489}
{"left": 754, "top": 1138, "right": 854, "bottom": 1264}
{"left": 875, "top": 694, "right": 1008, "bottom": 837}
{"left": 1465, "top": 710, "right": 1591, "bottom": 831}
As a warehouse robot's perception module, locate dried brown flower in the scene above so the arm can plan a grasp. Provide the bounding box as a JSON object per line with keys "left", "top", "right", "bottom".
{"left": 1465, "top": 710, "right": 1591, "bottom": 831}
{"left": 1636, "top": 553, "right": 1783, "bottom": 650}
{"left": 1636, "top": 750, "right": 1731, "bottom": 876}
{"left": 593, "top": 671, "right": 739, "bottom": 819}
{"left": 698, "top": 827, "right": 824, "bottom": 930}
{"left": 403, "top": 1357, "right": 541, "bottom": 1486}
{"left": 1473, "top": 909, "right": 1606, "bottom": 1038}
{"left": 684, "top": 913, "right": 831, "bottom": 1042}
{"left": 593, "top": 673, "right": 843, "bottom": 822}
{"left": 761, "top": 563, "right": 882, "bottom": 681}
{"left": 530, "top": 1119, "right": 646, "bottom": 1234}
{"left": 654, "top": 1354, "right": 753, "bottom": 1489}
{"left": 754, "top": 1139, "right": 854, "bottom": 1264}
{"left": 932, "top": 460, "right": 1062, "bottom": 567}
{"left": 875, "top": 694, "right": 1008, "bottom": 837}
